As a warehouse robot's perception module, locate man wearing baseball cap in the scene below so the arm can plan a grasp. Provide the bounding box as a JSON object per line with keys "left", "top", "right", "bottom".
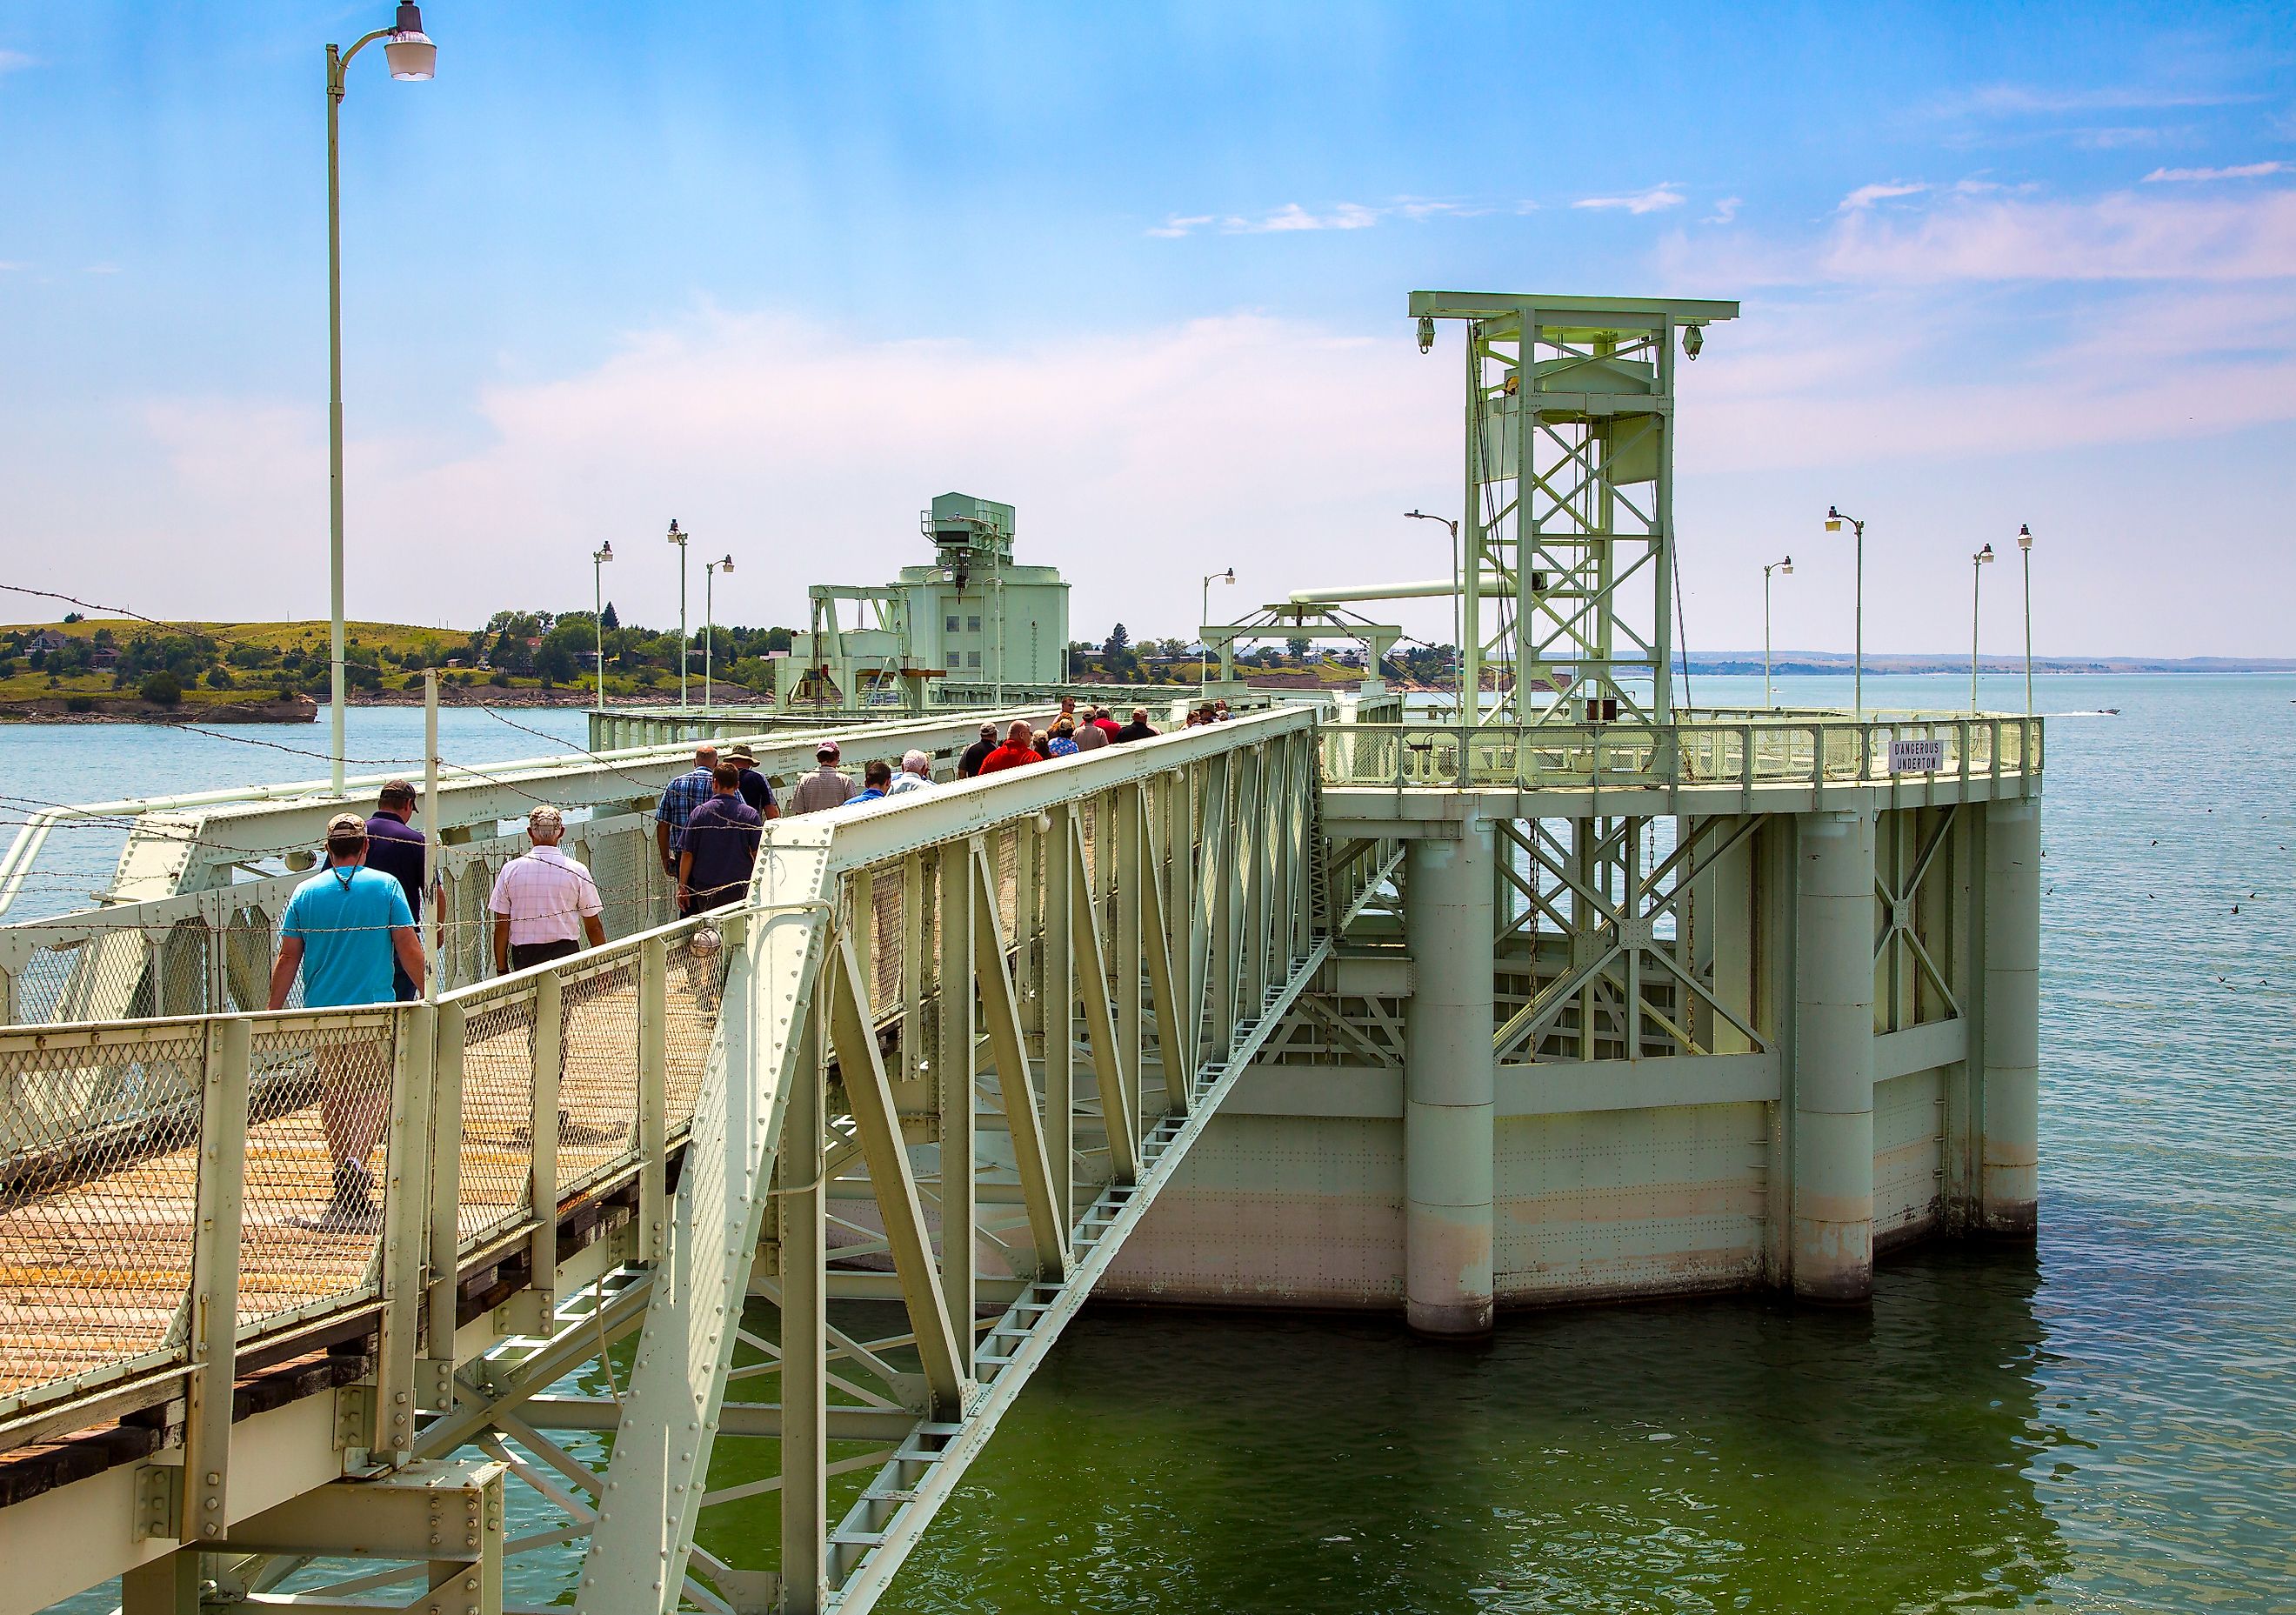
{"left": 787, "top": 739, "right": 858, "bottom": 815}
{"left": 489, "top": 805, "right": 608, "bottom": 976}
{"left": 268, "top": 811, "right": 425, "bottom": 1231}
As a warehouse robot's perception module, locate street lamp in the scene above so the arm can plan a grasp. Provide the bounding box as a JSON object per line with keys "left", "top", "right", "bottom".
{"left": 1970, "top": 542, "right": 1996, "bottom": 713}
{"left": 1823, "top": 506, "right": 1866, "bottom": 721}
{"left": 2017, "top": 524, "right": 2034, "bottom": 717}
{"left": 1762, "top": 555, "right": 1793, "bottom": 709}
{"left": 1406, "top": 510, "right": 1464, "bottom": 711}
{"left": 591, "top": 540, "right": 613, "bottom": 711}
{"left": 325, "top": 2, "right": 437, "bottom": 793}
{"left": 703, "top": 553, "right": 734, "bottom": 707}
{"left": 666, "top": 519, "right": 689, "bottom": 709}
{"left": 1199, "top": 567, "right": 1235, "bottom": 689}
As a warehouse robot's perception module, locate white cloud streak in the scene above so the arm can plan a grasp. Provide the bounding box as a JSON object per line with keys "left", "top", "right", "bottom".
{"left": 2142, "top": 161, "right": 2286, "bottom": 183}
{"left": 1572, "top": 183, "right": 1685, "bottom": 215}
{"left": 0, "top": 49, "right": 35, "bottom": 75}
{"left": 1839, "top": 181, "right": 1929, "bottom": 212}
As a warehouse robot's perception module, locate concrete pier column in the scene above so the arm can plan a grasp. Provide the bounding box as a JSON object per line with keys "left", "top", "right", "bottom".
{"left": 1981, "top": 797, "right": 2040, "bottom": 1236}
{"left": 1403, "top": 818, "right": 1495, "bottom": 1336}
{"left": 1792, "top": 808, "right": 1876, "bottom": 1304}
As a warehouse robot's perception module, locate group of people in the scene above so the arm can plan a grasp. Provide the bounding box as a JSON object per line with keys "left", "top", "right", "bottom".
{"left": 955, "top": 697, "right": 1163, "bottom": 777}
{"left": 267, "top": 704, "right": 1173, "bottom": 1229}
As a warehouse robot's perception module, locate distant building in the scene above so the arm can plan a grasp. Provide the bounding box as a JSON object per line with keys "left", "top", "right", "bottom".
{"left": 780, "top": 493, "right": 1070, "bottom": 710}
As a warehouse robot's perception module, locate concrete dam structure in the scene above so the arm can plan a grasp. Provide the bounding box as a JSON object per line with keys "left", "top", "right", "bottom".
{"left": 0, "top": 291, "right": 2040, "bottom": 1613}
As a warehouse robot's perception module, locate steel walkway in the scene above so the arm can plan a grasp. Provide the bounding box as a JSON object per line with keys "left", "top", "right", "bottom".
{"left": 0, "top": 707, "right": 1338, "bottom": 1615}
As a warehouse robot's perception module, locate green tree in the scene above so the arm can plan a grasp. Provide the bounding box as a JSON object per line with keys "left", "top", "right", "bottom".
{"left": 1286, "top": 636, "right": 1311, "bottom": 663}
{"left": 138, "top": 670, "right": 184, "bottom": 706}
{"left": 600, "top": 601, "right": 620, "bottom": 631}
{"left": 204, "top": 665, "right": 235, "bottom": 689}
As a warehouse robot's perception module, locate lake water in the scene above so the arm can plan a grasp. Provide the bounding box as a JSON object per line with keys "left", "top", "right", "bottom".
{"left": 13, "top": 676, "right": 2293, "bottom": 1612}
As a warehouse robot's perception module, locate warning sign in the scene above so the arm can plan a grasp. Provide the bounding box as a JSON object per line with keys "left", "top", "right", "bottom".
{"left": 1887, "top": 737, "right": 1947, "bottom": 774}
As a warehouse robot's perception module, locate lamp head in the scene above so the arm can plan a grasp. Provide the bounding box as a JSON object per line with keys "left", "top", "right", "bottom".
{"left": 718, "top": 554, "right": 735, "bottom": 572}
{"left": 596, "top": 540, "right": 613, "bottom": 564}
{"left": 384, "top": 4, "right": 436, "bottom": 79}
{"left": 2017, "top": 523, "right": 2033, "bottom": 551}
{"left": 1416, "top": 315, "right": 1435, "bottom": 355}
{"left": 1976, "top": 543, "right": 1995, "bottom": 564}
{"left": 1682, "top": 323, "right": 1703, "bottom": 360}
{"left": 667, "top": 519, "right": 683, "bottom": 544}
{"left": 1825, "top": 504, "right": 1844, "bottom": 532}
{"left": 1780, "top": 556, "right": 1793, "bottom": 575}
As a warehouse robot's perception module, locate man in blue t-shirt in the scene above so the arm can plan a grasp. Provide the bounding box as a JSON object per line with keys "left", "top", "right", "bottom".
{"left": 269, "top": 813, "right": 425, "bottom": 1231}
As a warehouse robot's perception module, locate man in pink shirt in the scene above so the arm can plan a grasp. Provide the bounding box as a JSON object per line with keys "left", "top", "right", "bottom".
{"left": 490, "top": 806, "right": 608, "bottom": 975}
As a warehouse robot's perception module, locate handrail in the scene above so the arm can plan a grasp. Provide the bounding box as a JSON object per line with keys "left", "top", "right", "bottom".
{"left": 0, "top": 711, "right": 1318, "bottom": 1451}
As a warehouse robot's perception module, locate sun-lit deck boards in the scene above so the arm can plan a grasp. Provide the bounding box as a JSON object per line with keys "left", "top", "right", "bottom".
{"left": 0, "top": 953, "right": 724, "bottom": 1406}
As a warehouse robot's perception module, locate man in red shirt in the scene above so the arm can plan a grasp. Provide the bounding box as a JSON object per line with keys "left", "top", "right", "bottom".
{"left": 1089, "top": 706, "right": 1123, "bottom": 743}
{"left": 976, "top": 719, "right": 1042, "bottom": 776}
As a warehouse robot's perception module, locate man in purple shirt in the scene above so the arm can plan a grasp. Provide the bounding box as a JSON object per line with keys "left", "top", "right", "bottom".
{"left": 678, "top": 765, "right": 764, "bottom": 913}
{"left": 363, "top": 780, "right": 433, "bottom": 1001}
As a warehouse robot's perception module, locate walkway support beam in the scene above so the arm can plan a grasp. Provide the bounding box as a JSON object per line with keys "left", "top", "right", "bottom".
{"left": 1402, "top": 817, "right": 1496, "bottom": 1336}
{"left": 1791, "top": 808, "right": 1876, "bottom": 1303}
{"left": 1981, "top": 797, "right": 2040, "bottom": 1236}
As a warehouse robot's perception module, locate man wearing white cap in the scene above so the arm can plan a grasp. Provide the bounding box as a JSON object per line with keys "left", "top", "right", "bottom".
{"left": 490, "top": 805, "right": 607, "bottom": 976}
{"left": 787, "top": 739, "right": 858, "bottom": 815}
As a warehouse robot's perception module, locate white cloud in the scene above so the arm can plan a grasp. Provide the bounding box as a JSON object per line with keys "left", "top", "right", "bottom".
{"left": 1224, "top": 202, "right": 1379, "bottom": 233}
{"left": 1820, "top": 187, "right": 2296, "bottom": 282}
{"left": 1839, "top": 181, "right": 1929, "bottom": 212}
{"left": 120, "top": 312, "right": 1462, "bottom": 638}
{"left": 1572, "top": 184, "right": 1685, "bottom": 216}
{"left": 1145, "top": 214, "right": 1212, "bottom": 238}
{"left": 1946, "top": 83, "right": 2247, "bottom": 116}
{"left": 0, "top": 49, "right": 35, "bottom": 75}
{"left": 2142, "top": 161, "right": 2286, "bottom": 183}
{"left": 83, "top": 263, "right": 121, "bottom": 276}
{"left": 1705, "top": 197, "right": 1742, "bottom": 226}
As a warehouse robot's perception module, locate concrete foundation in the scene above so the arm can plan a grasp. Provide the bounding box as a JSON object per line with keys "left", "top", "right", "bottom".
{"left": 1401, "top": 822, "right": 1496, "bottom": 1336}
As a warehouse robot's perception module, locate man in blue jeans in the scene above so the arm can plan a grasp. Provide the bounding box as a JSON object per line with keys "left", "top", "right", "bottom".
{"left": 269, "top": 813, "right": 425, "bottom": 1231}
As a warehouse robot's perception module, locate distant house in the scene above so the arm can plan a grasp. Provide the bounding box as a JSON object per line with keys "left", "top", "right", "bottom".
{"left": 89, "top": 647, "right": 120, "bottom": 669}
{"left": 28, "top": 630, "right": 68, "bottom": 652}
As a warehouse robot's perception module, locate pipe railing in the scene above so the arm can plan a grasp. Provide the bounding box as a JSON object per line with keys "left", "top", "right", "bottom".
{"left": 1318, "top": 711, "right": 2042, "bottom": 792}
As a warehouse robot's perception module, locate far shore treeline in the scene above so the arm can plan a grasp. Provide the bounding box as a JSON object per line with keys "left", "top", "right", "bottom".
{"left": 0, "top": 611, "right": 1438, "bottom": 720}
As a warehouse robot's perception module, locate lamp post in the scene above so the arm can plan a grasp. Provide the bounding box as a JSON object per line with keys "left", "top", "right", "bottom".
{"left": 325, "top": 3, "right": 436, "bottom": 794}
{"left": 2017, "top": 524, "right": 2034, "bottom": 717}
{"left": 1970, "top": 541, "right": 1995, "bottom": 713}
{"left": 591, "top": 540, "right": 613, "bottom": 711}
{"left": 1406, "top": 510, "right": 1463, "bottom": 712}
{"left": 703, "top": 553, "right": 733, "bottom": 707}
{"left": 666, "top": 519, "right": 689, "bottom": 709}
{"left": 1200, "top": 567, "right": 1235, "bottom": 689}
{"left": 1762, "top": 555, "right": 1793, "bottom": 709}
{"left": 1823, "top": 506, "right": 1866, "bottom": 721}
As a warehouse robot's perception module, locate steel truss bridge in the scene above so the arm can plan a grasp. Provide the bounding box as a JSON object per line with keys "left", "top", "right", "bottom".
{"left": 0, "top": 708, "right": 1354, "bottom": 1615}
{"left": 0, "top": 697, "right": 2040, "bottom": 1614}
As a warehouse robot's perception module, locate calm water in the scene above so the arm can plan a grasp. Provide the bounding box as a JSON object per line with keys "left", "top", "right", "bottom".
{"left": 12, "top": 677, "right": 2294, "bottom": 1611}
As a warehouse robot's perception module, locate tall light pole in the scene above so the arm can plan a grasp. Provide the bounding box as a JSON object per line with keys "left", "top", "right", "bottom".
{"left": 666, "top": 519, "right": 689, "bottom": 709}
{"left": 703, "top": 553, "right": 733, "bottom": 707}
{"left": 1199, "top": 567, "right": 1235, "bottom": 689}
{"left": 1762, "top": 555, "right": 1792, "bottom": 709}
{"left": 1823, "top": 506, "right": 1866, "bottom": 720}
{"left": 325, "top": 3, "right": 436, "bottom": 794}
{"left": 1970, "top": 541, "right": 1995, "bottom": 713}
{"left": 1406, "top": 510, "right": 1463, "bottom": 711}
{"left": 2017, "top": 523, "right": 2034, "bottom": 717}
{"left": 591, "top": 540, "right": 613, "bottom": 711}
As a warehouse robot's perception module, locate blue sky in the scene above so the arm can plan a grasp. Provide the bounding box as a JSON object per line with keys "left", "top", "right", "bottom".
{"left": 2, "top": 1, "right": 2292, "bottom": 656}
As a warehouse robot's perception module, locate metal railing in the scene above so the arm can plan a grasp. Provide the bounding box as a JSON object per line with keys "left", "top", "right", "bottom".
{"left": 0, "top": 906, "right": 730, "bottom": 1439}
{"left": 1318, "top": 709, "right": 2043, "bottom": 791}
